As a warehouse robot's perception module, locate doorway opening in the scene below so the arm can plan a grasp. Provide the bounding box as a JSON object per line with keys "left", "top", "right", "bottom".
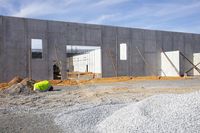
{"left": 66, "top": 45, "right": 102, "bottom": 80}
{"left": 53, "top": 64, "right": 61, "bottom": 80}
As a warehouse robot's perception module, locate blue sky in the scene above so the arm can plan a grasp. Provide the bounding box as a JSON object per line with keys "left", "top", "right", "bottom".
{"left": 0, "top": 0, "right": 200, "bottom": 33}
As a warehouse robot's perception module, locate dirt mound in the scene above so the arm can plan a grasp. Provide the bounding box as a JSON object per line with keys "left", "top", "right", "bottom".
{"left": 0, "top": 83, "right": 9, "bottom": 90}
{"left": 2, "top": 78, "right": 35, "bottom": 95}
{"left": 0, "top": 76, "right": 23, "bottom": 90}
{"left": 8, "top": 76, "right": 23, "bottom": 86}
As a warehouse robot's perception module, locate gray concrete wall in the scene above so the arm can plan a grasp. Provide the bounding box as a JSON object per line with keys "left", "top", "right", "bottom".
{"left": 0, "top": 16, "right": 3, "bottom": 82}
{"left": 0, "top": 16, "right": 200, "bottom": 82}
{"left": 0, "top": 16, "right": 28, "bottom": 82}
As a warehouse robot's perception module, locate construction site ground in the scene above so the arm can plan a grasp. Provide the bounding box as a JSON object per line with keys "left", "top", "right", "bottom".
{"left": 0, "top": 76, "right": 200, "bottom": 132}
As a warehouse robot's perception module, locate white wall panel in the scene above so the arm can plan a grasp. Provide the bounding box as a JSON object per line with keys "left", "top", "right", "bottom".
{"left": 161, "top": 51, "right": 180, "bottom": 76}
{"left": 193, "top": 53, "right": 200, "bottom": 75}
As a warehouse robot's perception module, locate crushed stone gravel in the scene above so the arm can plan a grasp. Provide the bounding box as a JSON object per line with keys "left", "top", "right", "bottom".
{"left": 97, "top": 91, "right": 200, "bottom": 133}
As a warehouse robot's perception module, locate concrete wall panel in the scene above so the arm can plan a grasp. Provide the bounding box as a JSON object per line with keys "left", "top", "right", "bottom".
{"left": 48, "top": 21, "right": 67, "bottom": 33}
{"left": 5, "top": 17, "right": 25, "bottom": 31}
{"left": 183, "top": 34, "right": 194, "bottom": 75}
{"left": 27, "top": 19, "right": 47, "bottom": 32}
{"left": 144, "top": 53, "right": 157, "bottom": 76}
{"left": 47, "top": 33, "right": 67, "bottom": 80}
{"left": 67, "top": 23, "right": 85, "bottom": 42}
{"left": 130, "top": 36, "right": 145, "bottom": 76}
{"left": 173, "top": 33, "right": 184, "bottom": 52}
{"left": 144, "top": 39, "right": 157, "bottom": 52}
{"left": 162, "top": 32, "right": 173, "bottom": 51}
{"left": 85, "top": 27, "right": 101, "bottom": 44}
{"left": 144, "top": 30, "right": 156, "bottom": 40}
{"left": 101, "top": 26, "right": 117, "bottom": 77}
{"left": 117, "top": 27, "right": 131, "bottom": 76}
{"left": 101, "top": 26, "right": 116, "bottom": 41}
{"left": 2, "top": 17, "right": 28, "bottom": 82}
{"left": 102, "top": 41, "right": 117, "bottom": 77}
{"left": 0, "top": 16, "right": 3, "bottom": 56}
{"left": 1, "top": 16, "right": 200, "bottom": 81}
{"left": 117, "top": 27, "right": 131, "bottom": 39}
{"left": 132, "top": 28, "right": 144, "bottom": 40}
{"left": 192, "top": 34, "right": 200, "bottom": 53}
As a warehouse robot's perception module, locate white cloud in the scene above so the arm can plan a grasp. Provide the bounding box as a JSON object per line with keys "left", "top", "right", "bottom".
{"left": 103, "top": 1, "right": 200, "bottom": 28}
{"left": 94, "top": 0, "right": 130, "bottom": 6}
{"left": 87, "top": 14, "right": 117, "bottom": 24}
{"left": 11, "top": 0, "right": 76, "bottom": 17}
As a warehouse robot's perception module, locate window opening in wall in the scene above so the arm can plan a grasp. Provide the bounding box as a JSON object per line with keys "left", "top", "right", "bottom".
{"left": 120, "top": 43, "right": 127, "bottom": 60}
{"left": 31, "top": 39, "right": 43, "bottom": 59}
{"left": 66, "top": 45, "right": 102, "bottom": 80}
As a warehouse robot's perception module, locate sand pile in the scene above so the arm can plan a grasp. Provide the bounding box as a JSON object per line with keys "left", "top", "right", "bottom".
{"left": 97, "top": 91, "right": 200, "bottom": 133}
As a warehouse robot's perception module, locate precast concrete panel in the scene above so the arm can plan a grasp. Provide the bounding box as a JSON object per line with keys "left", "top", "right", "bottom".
{"left": 184, "top": 34, "right": 194, "bottom": 76}
{"left": 101, "top": 26, "right": 117, "bottom": 77}
{"left": 27, "top": 19, "right": 47, "bottom": 32}
{"left": 85, "top": 26, "right": 101, "bottom": 44}
{"left": 172, "top": 33, "right": 184, "bottom": 52}
{"left": 144, "top": 53, "right": 157, "bottom": 76}
{"left": 1, "top": 16, "right": 200, "bottom": 81}
{"left": 130, "top": 30, "right": 145, "bottom": 76}
{"left": 132, "top": 28, "right": 144, "bottom": 40}
{"left": 144, "top": 39, "right": 157, "bottom": 53}
{"left": 67, "top": 23, "right": 85, "bottom": 42}
{"left": 117, "top": 27, "right": 131, "bottom": 76}
{"left": 0, "top": 16, "right": 3, "bottom": 57}
{"left": 0, "top": 16, "right": 2, "bottom": 81}
{"left": 156, "top": 32, "right": 163, "bottom": 76}
{"left": 48, "top": 21, "right": 67, "bottom": 33}
{"left": 144, "top": 30, "right": 156, "bottom": 40}
{"left": 47, "top": 34, "right": 67, "bottom": 80}
{"left": 192, "top": 34, "right": 200, "bottom": 53}
{"left": 162, "top": 32, "right": 173, "bottom": 51}
{"left": 31, "top": 60, "right": 49, "bottom": 80}
{"left": 3, "top": 17, "right": 28, "bottom": 81}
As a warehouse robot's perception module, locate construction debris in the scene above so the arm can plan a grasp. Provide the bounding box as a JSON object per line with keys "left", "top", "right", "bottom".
{"left": 1, "top": 77, "right": 35, "bottom": 95}
{"left": 8, "top": 76, "right": 23, "bottom": 86}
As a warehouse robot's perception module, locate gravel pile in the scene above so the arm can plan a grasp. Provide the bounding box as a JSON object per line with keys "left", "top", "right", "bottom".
{"left": 97, "top": 91, "right": 200, "bottom": 133}
{"left": 54, "top": 104, "right": 126, "bottom": 133}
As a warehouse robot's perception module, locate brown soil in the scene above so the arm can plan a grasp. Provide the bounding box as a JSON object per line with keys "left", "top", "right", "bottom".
{"left": 1, "top": 76, "right": 190, "bottom": 91}
{"left": 8, "top": 76, "right": 23, "bottom": 85}
{"left": 49, "top": 76, "right": 189, "bottom": 86}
